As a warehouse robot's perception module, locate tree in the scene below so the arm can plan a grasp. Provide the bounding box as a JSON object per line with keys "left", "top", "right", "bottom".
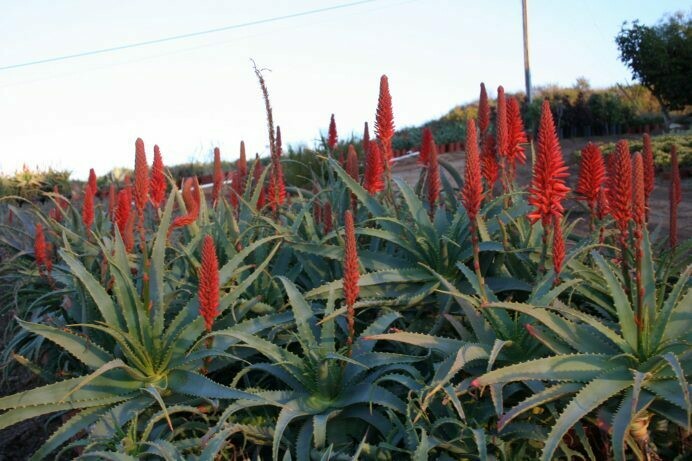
{"left": 616, "top": 11, "right": 692, "bottom": 128}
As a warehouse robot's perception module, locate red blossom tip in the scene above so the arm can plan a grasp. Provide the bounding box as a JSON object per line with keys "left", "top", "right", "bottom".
{"left": 328, "top": 114, "right": 338, "bottom": 150}
{"left": 462, "top": 118, "right": 483, "bottom": 222}
{"left": 375, "top": 75, "right": 395, "bottom": 165}
{"left": 134, "top": 138, "right": 149, "bottom": 214}
{"left": 150, "top": 145, "right": 167, "bottom": 207}
{"left": 478, "top": 83, "right": 490, "bottom": 137}
{"left": 198, "top": 235, "right": 220, "bottom": 332}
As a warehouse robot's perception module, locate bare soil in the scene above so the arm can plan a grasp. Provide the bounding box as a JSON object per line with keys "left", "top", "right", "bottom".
{"left": 392, "top": 135, "right": 692, "bottom": 242}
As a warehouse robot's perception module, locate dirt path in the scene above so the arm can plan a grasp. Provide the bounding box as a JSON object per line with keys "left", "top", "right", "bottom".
{"left": 392, "top": 135, "right": 692, "bottom": 241}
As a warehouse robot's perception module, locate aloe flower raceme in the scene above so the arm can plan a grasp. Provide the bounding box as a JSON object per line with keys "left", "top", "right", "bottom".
{"left": 328, "top": 114, "right": 338, "bottom": 150}
{"left": 253, "top": 156, "right": 266, "bottom": 210}
{"left": 342, "top": 210, "right": 359, "bottom": 348}
{"left": 528, "top": 100, "right": 570, "bottom": 228}
{"left": 115, "top": 188, "right": 131, "bottom": 236}
{"left": 642, "top": 133, "right": 654, "bottom": 215}
{"left": 462, "top": 119, "right": 486, "bottom": 299}
{"left": 669, "top": 144, "right": 681, "bottom": 248}
{"left": 134, "top": 138, "right": 149, "bottom": 215}
{"left": 506, "top": 96, "right": 527, "bottom": 182}
{"left": 478, "top": 82, "right": 490, "bottom": 138}
{"left": 238, "top": 140, "right": 248, "bottom": 186}
{"left": 427, "top": 136, "right": 441, "bottom": 212}
{"left": 82, "top": 183, "right": 95, "bottom": 230}
{"left": 267, "top": 160, "right": 286, "bottom": 212}
{"left": 212, "top": 147, "right": 223, "bottom": 204}
{"left": 345, "top": 144, "right": 359, "bottom": 181}
{"left": 150, "top": 144, "right": 166, "bottom": 207}
{"left": 34, "top": 223, "right": 51, "bottom": 275}
{"left": 607, "top": 140, "right": 633, "bottom": 264}
{"left": 362, "top": 121, "right": 370, "bottom": 154}
{"left": 576, "top": 142, "right": 607, "bottom": 231}
{"left": 88, "top": 168, "right": 97, "bottom": 197}
{"left": 375, "top": 75, "right": 394, "bottom": 166}
{"left": 364, "top": 140, "right": 385, "bottom": 194}
{"left": 198, "top": 235, "right": 220, "bottom": 331}
{"left": 481, "top": 134, "right": 499, "bottom": 197}
{"left": 229, "top": 169, "right": 242, "bottom": 209}
{"left": 418, "top": 127, "right": 434, "bottom": 166}
{"left": 632, "top": 152, "right": 646, "bottom": 322}
{"left": 275, "top": 126, "right": 283, "bottom": 158}
{"left": 495, "top": 86, "right": 509, "bottom": 192}
{"left": 170, "top": 178, "right": 200, "bottom": 232}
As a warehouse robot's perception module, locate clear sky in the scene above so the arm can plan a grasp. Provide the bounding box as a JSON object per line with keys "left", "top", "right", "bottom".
{"left": 0, "top": 0, "right": 687, "bottom": 179}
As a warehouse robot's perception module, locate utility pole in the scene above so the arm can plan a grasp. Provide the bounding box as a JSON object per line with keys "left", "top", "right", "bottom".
{"left": 522, "top": 0, "right": 532, "bottom": 103}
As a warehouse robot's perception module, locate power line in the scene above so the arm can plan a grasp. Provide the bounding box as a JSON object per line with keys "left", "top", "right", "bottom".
{"left": 0, "top": 0, "right": 376, "bottom": 72}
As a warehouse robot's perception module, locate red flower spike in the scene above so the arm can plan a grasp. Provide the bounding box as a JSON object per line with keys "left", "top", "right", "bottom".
{"left": 670, "top": 145, "right": 681, "bottom": 248}
{"left": 364, "top": 140, "right": 385, "bottom": 194}
{"left": 267, "top": 158, "right": 286, "bottom": 211}
{"left": 34, "top": 223, "right": 51, "bottom": 274}
{"left": 362, "top": 122, "right": 370, "bottom": 155}
{"left": 606, "top": 140, "right": 633, "bottom": 236}
{"left": 88, "top": 169, "right": 97, "bottom": 197}
{"left": 108, "top": 183, "right": 116, "bottom": 219}
{"left": 198, "top": 235, "right": 220, "bottom": 332}
{"left": 82, "top": 184, "right": 94, "bottom": 230}
{"left": 134, "top": 138, "right": 149, "bottom": 214}
{"left": 375, "top": 75, "right": 395, "bottom": 165}
{"left": 495, "top": 86, "right": 508, "bottom": 158}
{"left": 478, "top": 83, "right": 490, "bottom": 138}
{"left": 552, "top": 217, "right": 565, "bottom": 277}
{"left": 506, "top": 97, "right": 528, "bottom": 167}
{"left": 419, "top": 128, "right": 434, "bottom": 166}
{"left": 346, "top": 144, "right": 359, "bottom": 181}
{"left": 528, "top": 100, "right": 570, "bottom": 227}
{"left": 576, "top": 142, "right": 607, "bottom": 218}
{"left": 328, "top": 114, "right": 338, "bottom": 150}
{"left": 212, "top": 147, "right": 223, "bottom": 204}
{"left": 462, "top": 118, "right": 483, "bottom": 222}
{"left": 322, "top": 201, "right": 333, "bottom": 234}
{"left": 238, "top": 141, "right": 248, "bottom": 187}
{"left": 632, "top": 152, "right": 646, "bottom": 230}
{"left": 642, "top": 133, "right": 654, "bottom": 203}
{"left": 343, "top": 210, "right": 360, "bottom": 346}
{"left": 427, "top": 138, "right": 441, "bottom": 211}
{"left": 481, "top": 134, "right": 499, "bottom": 191}
{"left": 115, "top": 189, "right": 131, "bottom": 236}
{"left": 150, "top": 145, "right": 167, "bottom": 207}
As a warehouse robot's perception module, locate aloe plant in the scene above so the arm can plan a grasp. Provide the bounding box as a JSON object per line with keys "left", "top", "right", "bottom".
{"left": 0, "top": 193, "right": 289, "bottom": 459}
{"left": 472, "top": 231, "right": 691, "bottom": 460}
{"left": 211, "top": 278, "right": 423, "bottom": 460}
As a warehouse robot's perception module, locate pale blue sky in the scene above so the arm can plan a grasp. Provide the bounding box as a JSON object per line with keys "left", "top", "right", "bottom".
{"left": 0, "top": 0, "right": 687, "bottom": 179}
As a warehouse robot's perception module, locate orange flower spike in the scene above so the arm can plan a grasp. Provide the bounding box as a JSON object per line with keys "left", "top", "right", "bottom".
{"left": 343, "top": 210, "right": 360, "bottom": 347}
{"left": 642, "top": 133, "right": 654, "bottom": 205}
{"left": 34, "top": 223, "right": 50, "bottom": 274}
{"left": 506, "top": 97, "right": 528, "bottom": 167}
{"left": 607, "top": 140, "right": 633, "bottom": 236}
{"left": 108, "top": 183, "right": 116, "bottom": 219}
{"left": 364, "top": 140, "right": 385, "bottom": 194}
{"left": 527, "top": 100, "right": 570, "bottom": 227}
{"left": 133, "top": 138, "right": 149, "bottom": 215}
{"left": 212, "top": 147, "right": 223, "bottom": 204}
{"left": 362, "top": 122, "right": 370, "bottom": 154}
{"left": 481, "top": 134, "right": 499, "bottom": 192}
{"left": 88, "top": 168, "right": 98, "bottom": 197}
{"left": 375, "top": 75, "right": 395, "bottom": 165}
{"left": 328, "top": 114, "right": 338, "bottom": 150}
{"left": 495, "top": 86, "right": 508, "bottom": 158}
{"left": 478, "top": 83, "right": 490, "bottom": 138}
{"left": 576, "top": 142, "right": 607, "bottom": 230}
{"left": 238, "top": 141, "right": 248, "bottom": 187}
{"left": 427, "top": 136, "right": 441, "bottom": 211}
{"left": 322, "top": 201, "right": 333, "bottom": 234}
{"left": 632, "top": 152, "right": 646, "bottom": 232}
{"left": 462, "top": 118, "right": 483, "bottom": 222}
{"left": 82, "top": 184, "right": 94, "bottom": 230}
{"left": 346, "top": 144, "right": 359, "bottom": 181}
{"left": 419, "top": 127, "right": 434, "bottom": 166}
{"left": 115, "top": 189, "right": 131, "bottom": 236}
{"left": 198, "top": 235, "right": 220, "bottom": 332}
{"left": 150, "top": 145, "right": 167, "bottom": 207}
